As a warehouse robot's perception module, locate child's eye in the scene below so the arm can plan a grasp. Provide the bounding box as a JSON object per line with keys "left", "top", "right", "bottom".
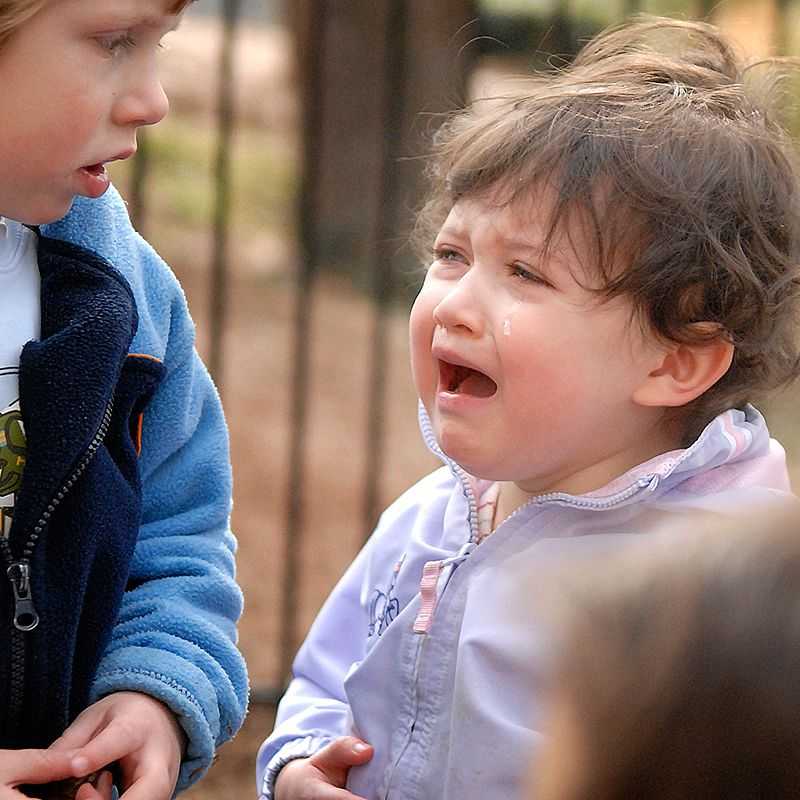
{"left": 432, "top": 246, "right": 467, "bottom": 264}
{"left": 97, "top": 33, "right": 137, "bottom": 54}
{"left": 509, "top": 263, "right": 549, "bottom": 286}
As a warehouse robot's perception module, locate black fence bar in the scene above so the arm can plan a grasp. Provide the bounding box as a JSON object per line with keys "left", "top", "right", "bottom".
{"left": 278, "top": 2, "right": 328, "bottom": 686}
{"left": 208, "top": 0, "right": 242, "bottom": 390}
{"left": 128, "top": 133, "right": 151, "bottom": 235}
{"left": 250, "top": 685, "right": 285, "bottom": 708}
{"left": 361, "top": 0, "right": 410, "bottom": 538}
{"left": 699, "top": 0, "right": 716, "bottom": 18}
{"left": 775, "top": 0, "right": 790, "bottom": 54}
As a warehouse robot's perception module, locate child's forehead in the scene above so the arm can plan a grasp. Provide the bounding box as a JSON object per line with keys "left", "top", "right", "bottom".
{"left": 439, "top": 186, "right": 581, "bottom": 255}
{"left": 67, "top": 0, "right": 186, "bottom": 26}
{"left": 438, "top": 182, "right": 647, "bottom": 299}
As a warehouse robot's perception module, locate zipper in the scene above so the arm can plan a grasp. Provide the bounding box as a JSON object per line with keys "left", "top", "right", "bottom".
{"left": 417, "top": 401, "right": 664, "bottom": 632}
{"left": 1, "top": 398, "right": 114, "bottom": 729}
{"left": 387, "top": 411, "right": 667, "bottom": 797}
{"left": 418, "top": 402, "right": 662, "bottom": 543}
{"left": 413, "top": 542, "right": 476, "bottom": 634}
{"left": 382, "top": 540, "right": 478, "bottom": 799}
{"left": 493, "top": 473, "right": 661, "bottom": 531}
{"left": 7, "top": 561, "right": 38, "bottom": 631}
{"left": 384, "top": 477, "right": 661, "bottom": 797}
{"left": 383, "top": 635, "right": 426, "bottom": 799}
{"left": 417, "top": 408, "right": 480, "bottom": 541}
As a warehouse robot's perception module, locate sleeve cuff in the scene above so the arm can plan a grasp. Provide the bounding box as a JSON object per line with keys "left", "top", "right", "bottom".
{"left": 90, "top": 657, "right": 218, "bottom": 794}
{"left": 259, "top": 735, "right": 334, "bottom": 800}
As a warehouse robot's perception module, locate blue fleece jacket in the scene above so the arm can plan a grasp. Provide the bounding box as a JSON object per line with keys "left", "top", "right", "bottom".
{"left": 29, "top": 186, "right": 249, "bottom": 791}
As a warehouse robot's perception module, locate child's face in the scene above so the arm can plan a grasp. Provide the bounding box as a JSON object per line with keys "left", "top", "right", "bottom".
{"left": 0, "top": 0, "right": 181, "bottom": 224}
{"left": 409, "top": 187, "right": 669, "bottom": 496}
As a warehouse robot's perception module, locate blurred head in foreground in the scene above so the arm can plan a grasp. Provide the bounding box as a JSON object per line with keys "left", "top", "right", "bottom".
{"left": 532, "top": 510, "right": 800, "bottom": 800}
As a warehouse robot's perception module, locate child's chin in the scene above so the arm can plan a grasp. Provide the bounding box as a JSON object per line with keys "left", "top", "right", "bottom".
{"left": 16, "top": 199, "right": 76, "bottom": 226}
{"left": 439, "top": 439, "right": 488, "bottom": 475}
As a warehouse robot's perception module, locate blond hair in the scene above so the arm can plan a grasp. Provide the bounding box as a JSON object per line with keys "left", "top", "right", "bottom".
{"left": 534, "top": 508, "right": 800, "bottom": 799}
{"left": 0, "top": 0, "right": 45, "bottom": 46}
{"left": 0, "top": 0, "right": 196, "bottom": 47}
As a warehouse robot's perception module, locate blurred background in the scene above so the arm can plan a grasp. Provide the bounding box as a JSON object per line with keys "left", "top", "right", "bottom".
{"left": 107, "top": 0, "right": 800, "bottom": 795}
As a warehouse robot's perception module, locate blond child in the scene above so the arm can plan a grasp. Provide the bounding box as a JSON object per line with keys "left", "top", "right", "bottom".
{"left": 532, "top": 511, "right": 800, "bottom": 799}
{"left": 0, "top": 1, "right": 246, "bottom": 798}
{"left": 258, "top": 16, "right": 800, "bottom": 800}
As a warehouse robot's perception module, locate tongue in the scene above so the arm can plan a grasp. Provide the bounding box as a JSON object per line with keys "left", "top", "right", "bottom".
{"left": 459, "top": 370, "right": 497, "bottom": 398}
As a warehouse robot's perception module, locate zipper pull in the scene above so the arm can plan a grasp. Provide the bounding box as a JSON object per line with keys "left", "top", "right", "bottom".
{"left": 413, "top": 560, "right": 444, "bottom": 634}
{"left": 7, "top": 561, "right": 39, "bottom": 632}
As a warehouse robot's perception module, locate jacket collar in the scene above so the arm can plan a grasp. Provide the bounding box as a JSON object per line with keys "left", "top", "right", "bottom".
{"left": 418, "top": 401, "right": 789, "bottom": 529}
{"left": 13, "top": 233, "right": 137, "bottom": 540}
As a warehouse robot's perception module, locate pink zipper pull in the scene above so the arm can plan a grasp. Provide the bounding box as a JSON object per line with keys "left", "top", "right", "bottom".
{"left": 413, "top": 560, "right": 444, "bottom": 634}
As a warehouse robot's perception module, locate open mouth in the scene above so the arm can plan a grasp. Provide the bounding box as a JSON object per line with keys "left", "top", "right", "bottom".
{"left": 438, "top": 360, "right": 498, "bottom": 398}
{"left": 81, "top": 163, "right": 107, "bottom": 177}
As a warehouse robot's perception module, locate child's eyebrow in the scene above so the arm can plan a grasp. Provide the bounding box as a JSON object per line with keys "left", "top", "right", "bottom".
{"left": 96, "top": 6, "right": 182, "bottom": 32}
{"left": 137, "top": 13, "right": 182, "bottom": 31}
{"left": 504, "top": 238, "right": 547, "bottom": 256}
{"left": 503, "top": 236, "right": 570, "bottom": 264}
{"left": 504, "top": 237, "right": 578, "bottom": 277}
{"left": 433, "top": 225, "right": 466, "bottom": 243}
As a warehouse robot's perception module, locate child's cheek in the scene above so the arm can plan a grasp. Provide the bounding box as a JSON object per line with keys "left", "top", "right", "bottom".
{"left": 408, "top": 304, "right": 435, "bottom": 398}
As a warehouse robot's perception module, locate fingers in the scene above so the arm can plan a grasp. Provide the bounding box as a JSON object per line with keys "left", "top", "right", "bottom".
{"left": 75, "top": 771, "right": 114, "bottom": 800}
{"left": 308, "top": 789, "right": 368, "bottom": 800}
{"left": 67, "top": 722, "right": 134, "bottom": 779}
{"left": 310, "top": 737, "right": 373, "bottom": 771}
{"left": 75, "top": 782, "right": 100, "bottom": 800}
{"left": 96, "top": 771, "right": 115, "bottom": 800}
{"left": 276, "top": 784, "right": 367, "bottom": 800}
{"left": 49, "top": 709, "right": 108, "bottom": 753}
{"left": 0, "top": 749, "right": 85, "bottom": 784}
{"left": 116, "top": 773, "right": 177, "bottom": 800}
{"left": 309, "top": 737, "right": 373, "bottom": 788}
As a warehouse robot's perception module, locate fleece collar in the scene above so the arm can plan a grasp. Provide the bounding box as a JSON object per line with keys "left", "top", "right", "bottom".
{"left": 12, "top": 234, "right": 137, "bottom": 546}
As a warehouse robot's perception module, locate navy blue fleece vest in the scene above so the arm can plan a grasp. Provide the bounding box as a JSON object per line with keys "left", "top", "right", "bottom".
{"left": 0, "top": 235, "right": 164, "bottom": 747}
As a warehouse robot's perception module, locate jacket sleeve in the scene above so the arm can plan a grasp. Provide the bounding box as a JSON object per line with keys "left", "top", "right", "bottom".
{"left": 256, "top": 537, "right": 377, "bottom": 800}
{"left": 42, "top": 189, "right": 249, "bottom": 793}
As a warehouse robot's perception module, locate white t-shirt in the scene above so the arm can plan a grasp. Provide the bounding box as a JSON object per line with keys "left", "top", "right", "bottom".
{"left": 0, "top": 219, "right": 40, "bottom": 535}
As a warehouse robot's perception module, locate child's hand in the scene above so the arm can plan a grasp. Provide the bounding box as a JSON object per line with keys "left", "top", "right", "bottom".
{"left": 48, "top": 692, "right": 185, "bottom": 800}
{"left": 275, "top": 737, "right": 373, "bottom": 800}
{"left": 0, "top": 748, "right": 86, "bottom": 798}
{"left": 72, "top": 771, "right": 114, "bottom": 800}
{"left": 32, "top": 770, "right": 113, "bottom": 800}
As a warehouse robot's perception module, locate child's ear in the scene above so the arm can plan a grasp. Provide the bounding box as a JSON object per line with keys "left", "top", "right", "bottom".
{"left": 633, "top": 327, "right": 734, "bottom": 408}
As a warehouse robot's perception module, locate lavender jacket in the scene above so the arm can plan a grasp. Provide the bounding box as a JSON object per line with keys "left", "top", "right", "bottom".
{"left": 258, "top": 403, "right": 792, "bottom": 800}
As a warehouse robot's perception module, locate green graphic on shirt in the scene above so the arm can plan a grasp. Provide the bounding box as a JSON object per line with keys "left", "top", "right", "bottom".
{"left": 0, "top": 407, "right": 25, "bottom": 498}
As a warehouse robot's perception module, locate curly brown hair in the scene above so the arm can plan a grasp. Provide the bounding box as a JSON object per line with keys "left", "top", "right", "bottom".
{"left": 415, "top": 17, "right": 800, "bottom": 442}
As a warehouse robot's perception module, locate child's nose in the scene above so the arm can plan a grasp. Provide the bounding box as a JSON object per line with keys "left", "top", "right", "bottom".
{"left": 432, "top": 281, "right": 483, "bottom": 336}
{"left": 114, "top": 71, "right": 170, "bottom": 129}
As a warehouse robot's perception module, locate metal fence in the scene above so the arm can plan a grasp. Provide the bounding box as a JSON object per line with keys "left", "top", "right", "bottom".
{"left": 129, "top": 0, "right": 797, "bottom": 711}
